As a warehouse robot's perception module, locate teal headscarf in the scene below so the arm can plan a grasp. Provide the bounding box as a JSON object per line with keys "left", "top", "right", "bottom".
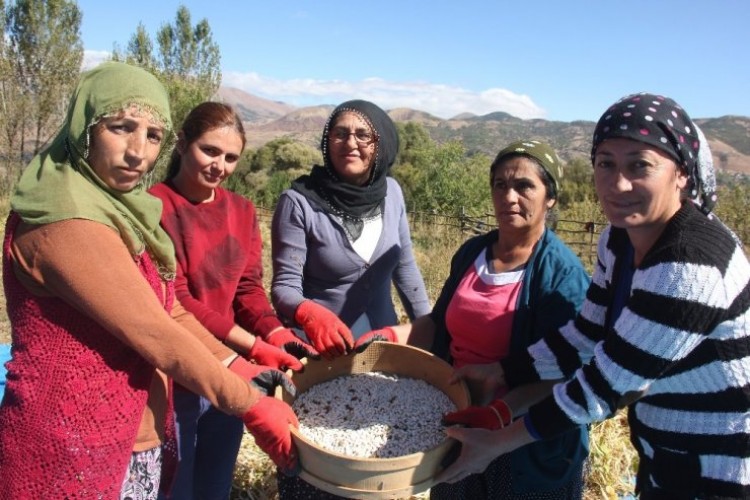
{"left": 11, "top": 61, "right": 176, "bottom": 275}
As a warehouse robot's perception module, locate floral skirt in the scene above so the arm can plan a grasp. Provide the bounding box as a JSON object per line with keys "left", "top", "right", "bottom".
{"left": 120, "top": 446, "right": 162, "bottom": 500}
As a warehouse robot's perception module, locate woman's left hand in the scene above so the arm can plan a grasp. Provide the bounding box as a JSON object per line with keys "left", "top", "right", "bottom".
{"left": 436, "top": 419, "right": 534, "bottom": 484}
{"left": 442, "top": 399, "right": 512, "bottom": 430}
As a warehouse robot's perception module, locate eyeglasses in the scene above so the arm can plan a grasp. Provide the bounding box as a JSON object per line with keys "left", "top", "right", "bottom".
{"left": 328, "top": 128, "right": 377, "bottom": 145}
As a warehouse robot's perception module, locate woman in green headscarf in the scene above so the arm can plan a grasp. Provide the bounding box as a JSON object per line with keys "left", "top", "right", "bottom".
{"left": 0, "top": 62, "right": 299, "bottom": 499}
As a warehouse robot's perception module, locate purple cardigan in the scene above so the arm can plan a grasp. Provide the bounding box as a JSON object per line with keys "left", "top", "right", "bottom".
{"left": 271, "top": 177, "right": 430, "bottom": 338}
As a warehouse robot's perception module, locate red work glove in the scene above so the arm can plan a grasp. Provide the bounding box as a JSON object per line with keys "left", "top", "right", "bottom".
{"left": 243, "top": 396, "right": 300, "bottom": 476}
{"left": 293, "top": 300, "right": 354, "bottom": 359}
{"left": 442, "top": 399, "right": 513, "bottom": 430}
{"left": 353, "top": 327, "right": 398, "bottom": 353}
{"left": 228, "top": 357, "right": 296, "bottom": 397}
{"left": 247, "top": 336, "right": 303, "bottom": 372}
{"left": 264, "top": 327, "right": 320, "bottom": 361}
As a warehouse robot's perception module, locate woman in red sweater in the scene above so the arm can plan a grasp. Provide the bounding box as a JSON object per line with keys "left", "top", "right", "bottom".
{"left": 149, "top": 102, "right": 316, "bottom": 500}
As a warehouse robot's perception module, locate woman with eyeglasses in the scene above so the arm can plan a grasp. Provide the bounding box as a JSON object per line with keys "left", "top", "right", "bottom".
{"left": 271, "top": 99, "right": 430, "bottom": 359}
{"left": 271, "top": 100, "right": 430, "bottom": 497}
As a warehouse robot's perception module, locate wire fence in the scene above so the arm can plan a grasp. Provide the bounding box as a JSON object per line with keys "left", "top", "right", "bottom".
{"left": 257, "top": 206, "right": 605, "bottom": 266}
{"left": 408, "top": 209, "right": 604, "bottom": 266}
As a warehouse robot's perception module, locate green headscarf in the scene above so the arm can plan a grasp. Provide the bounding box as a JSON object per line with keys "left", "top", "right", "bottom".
{"left": 11, "top": 61, "right": 176, "bottom": 275}
{"left": 491, "top": 140, "right": 564, "bottom": 196}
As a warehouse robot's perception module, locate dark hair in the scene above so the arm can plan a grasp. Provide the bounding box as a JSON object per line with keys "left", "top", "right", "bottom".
{"left": 489, "top": 153, "right": 557, "bottom": 201}
{"left": 165, "top": 102, "right": 246, "bottom": 180}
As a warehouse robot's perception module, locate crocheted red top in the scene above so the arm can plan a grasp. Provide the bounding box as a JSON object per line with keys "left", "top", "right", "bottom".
{"left": 0, "top": 213, "right": 176, "bottom": 498}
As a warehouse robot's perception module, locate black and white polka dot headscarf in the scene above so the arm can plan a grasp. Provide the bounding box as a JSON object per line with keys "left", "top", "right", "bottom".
{"left": 591, "top": 92, "right": 717, "bottom": 215}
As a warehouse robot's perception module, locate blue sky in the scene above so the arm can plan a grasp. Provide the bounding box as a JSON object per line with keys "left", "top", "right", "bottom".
{"left": 76, "top": 0, "right": 750, "bottom": 122}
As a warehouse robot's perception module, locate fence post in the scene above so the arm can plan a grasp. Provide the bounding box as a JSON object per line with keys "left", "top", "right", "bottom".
{"left": 586, "top": 222, "right": 596, "bottom": 265}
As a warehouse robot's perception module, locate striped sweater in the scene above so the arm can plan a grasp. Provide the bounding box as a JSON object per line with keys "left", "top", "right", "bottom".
{"left": 502, "top": 202, "right": 750, "bottom": 498}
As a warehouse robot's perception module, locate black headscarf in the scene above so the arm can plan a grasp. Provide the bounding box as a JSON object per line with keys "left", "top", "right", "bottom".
{"left": 291, "top": 99, "right": 399, "bottom": 239}
{"left": 591, "top": 92, "right": 717, "bottom": 214}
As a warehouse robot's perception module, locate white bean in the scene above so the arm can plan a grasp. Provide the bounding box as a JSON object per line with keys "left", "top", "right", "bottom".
{"left": 293, "top": 372, "right": 455, "bottom": 458}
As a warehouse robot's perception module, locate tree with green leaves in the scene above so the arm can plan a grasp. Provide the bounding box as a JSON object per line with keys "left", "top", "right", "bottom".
{"left": 0, "top": 0, "right": 21, "bottom": 183}
{"left": 0, "top": 0, "right": 82, "bottom": 186}
{"left": 249, "top": 137, "right": 321, "bottom": 173}
{"left": 124, "top": 23, "right": 155, "bottom": 69}
{"left": 115, "top": 5, "right": 221, "bottom": 130}
{"left": 224, "top": 137, "right": 322, "bottom": 206}
{"left": 397, "top": 121, "right": 434, "bottom": 167}
{"left": 558, "top": 156, "right": 597, "bottom": 209}
{"left": 393, "top": 122, "right": 491, "bottom": 215}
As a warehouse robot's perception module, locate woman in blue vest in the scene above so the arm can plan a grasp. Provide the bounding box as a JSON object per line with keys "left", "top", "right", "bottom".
{"left": 439, "top": 93, "right": 750, "bottom": 499}
{"left": 358, "top": 139, "right": 590, "bottom": 498}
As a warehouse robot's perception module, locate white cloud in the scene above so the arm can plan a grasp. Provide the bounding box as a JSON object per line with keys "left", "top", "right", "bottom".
{"left": 82, "top": 50, "right": 111, "bottom": 70}
{"left": 222, "top": 71, "right": 547, "bottom": 120}
{"left": 77, "top": 55, "right": 546, "bottom": 120}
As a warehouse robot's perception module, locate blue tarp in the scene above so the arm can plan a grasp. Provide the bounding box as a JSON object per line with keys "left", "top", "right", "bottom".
{"left": 0, "top": 344, "right": 10, "bottom": 401}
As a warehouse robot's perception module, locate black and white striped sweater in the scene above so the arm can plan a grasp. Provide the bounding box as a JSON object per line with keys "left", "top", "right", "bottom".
{"left": 503, "top": 202, "right": 750, "bottom": 498}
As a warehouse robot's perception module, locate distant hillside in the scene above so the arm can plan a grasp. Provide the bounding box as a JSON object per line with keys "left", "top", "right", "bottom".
{"left": 426, "top": 115, "right": 595, "bottom": 163}
{"left": 215, "top": 87, "right": 296, "bottom": 124}
{"left": 695, "top": 117, "right": 750, "bottom": 174}
{"left": 245, "top": 105, "right": 334, "bottom": 148}
{"left": 388, "top": 108, "right": 443, "bottom": 126}
{"left": 216, "top": 87, "right": 750, "bottom": 175}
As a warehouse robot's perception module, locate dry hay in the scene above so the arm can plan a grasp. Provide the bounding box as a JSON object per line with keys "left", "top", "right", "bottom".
{"left": 583, "top": 410, "right": 638, "bottom": 499}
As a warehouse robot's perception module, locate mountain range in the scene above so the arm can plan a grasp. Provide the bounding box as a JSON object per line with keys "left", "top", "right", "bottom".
{"left": 216, "top": 87, "right": 750, "bottom": 175}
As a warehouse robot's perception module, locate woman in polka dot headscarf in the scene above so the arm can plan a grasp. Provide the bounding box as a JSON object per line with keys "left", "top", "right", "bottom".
{"left": 438, "top": 93, "right": 750, "bottom": 499}
{"left": 591, "top": 92, "right": 717, "bottom": 215}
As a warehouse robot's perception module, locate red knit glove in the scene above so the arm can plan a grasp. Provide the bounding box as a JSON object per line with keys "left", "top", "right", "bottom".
{"left": 442, "top": 399, "right": 513, "bottom": 430}
{"left": 248, "top": 336, "right": 303, "bottom": 372}
{"left": 228, "top": 357, "right": 296, "bottom": 397}
{"left": 293, "top": 300, "right": 354, "bottom": 359}
{"left": 353, "top": 327, "right": 398, "bottom": 353}
{"left": 265, "top": 327, "right": 320, "bottom": 361}
{"left": 243, "top": 396, "right": 300, "bottom": 476}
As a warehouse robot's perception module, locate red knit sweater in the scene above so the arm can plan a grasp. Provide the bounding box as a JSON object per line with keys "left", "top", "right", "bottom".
{"left": 0, "top": 213, "right": 176, "bottom": 499}
{"left": 149, "top": 183, "right": 282, "bottom": 341}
